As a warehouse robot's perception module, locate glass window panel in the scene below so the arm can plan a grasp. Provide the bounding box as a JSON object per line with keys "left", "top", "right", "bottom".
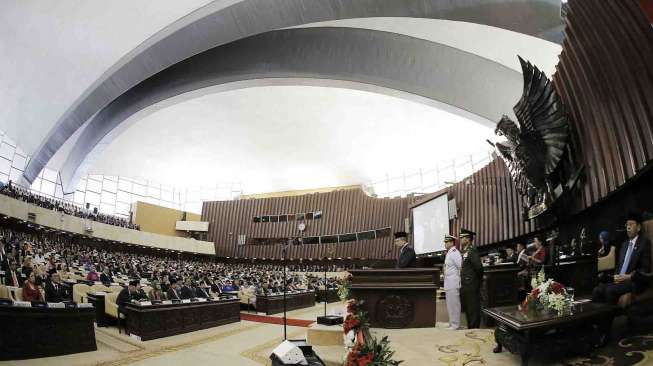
{"left": 320, "top": 235, "right": 338, "bottom": 244}
{"left": 42, "top": 168, "right": 58, "bottom": 182}
{"left": 85, "top": 191, "right": 100, "bottom": 205}
{"left": 9, "top": 168, "right": 22, "bottom": 183}
{"left": 0, "top": 158, "right": 11, "bottom": 175}
{"left": 76, "top": 178, "right": 87, "bottom": 191}
{"left": 74, "top": 191, "right": 85, "bottom": 205}
{"left": 161, "top": 190, "right": 173, "bottom": 202}
{"left": 303, "top": 237, "right": 319, "bottom": 245}
{"left": 2, "top": 135, "right": 15, "bottom": 147}
{"left": 287, "top": 214, "right": 295, "bottom": 222}
{"left": 15, "top": 146, "right": 26, "bottom": 156}
{"left": 132, "top": 183, "right": 146, "bottom": 196}
{"left": 12, "top": 154, "right": 26, "bottom": 171}
{"left": 99, "top": 203, "right": 115, "bottom": 215}
{"left": 338, "top": 233, "right": 357, "bottom": 242}
{"left": 253, "top": 216, "right": 261, "bottom": 223}
{"left": 270, "top": 215, "right": 278, "bottom": 223}
{"left": 147, "top": 185, "right": 161, "bottom": 198}
{"left": 116, "top": 190, "right": 131, "bottom": 203}
{"left": 357, "top": 230, "right": 376, "bottom": 240}
{"left": 296, "top": 213, "right": 305, "bottom": 221}
{"left": 279, "top": 215, "right": 287, "bottom": 222}
{"left": 116, "top": 202, "right": 131, "bottom": 215}
{"left": 375, "top": 227, "right": 391, "bottom": 238}
{"left": 185, "top": 202, "right": 202, "bottom": 214}
{"left": 104, "top": 175, "right": 118, "bottom": 182}
{"left": 40, "top": 180, "right": 55, "bottom": 196}
{"left": 144, "top": 196, "right": 159, "bottom": 205}
{"left": 118, "top": 179, "right": 132, "bottom": 192}
{"left": 31, "top": 178, "right": 42, "bottom": 191}
{"left": 0, "top": 173, "right": 8, "bottom": 185}
{"left": 131, "top": 193, "right": 144, "bottom": 203}
{"left": 86, "top": 178, "right": 102, "bottom": 193}
{"left": 101, "top": 191, "right": 116, "bottom": 204}
{"left": 0, "top": 143, "right": 14, "bottom": 160}
{"left": 103, "top": 179, "right": 117, "bottom": 193}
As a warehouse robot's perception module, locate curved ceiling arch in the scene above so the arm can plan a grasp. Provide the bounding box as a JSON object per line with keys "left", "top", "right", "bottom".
{"left": 54, "top": 27, "right": 522, "bottom": 192}
{"left": 23, "top": 0, "right": 563, "bottom": 183}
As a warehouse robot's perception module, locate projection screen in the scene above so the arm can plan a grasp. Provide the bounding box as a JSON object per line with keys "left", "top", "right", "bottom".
{"left": 411, "top": 193, "right": 450, "bottom": 255}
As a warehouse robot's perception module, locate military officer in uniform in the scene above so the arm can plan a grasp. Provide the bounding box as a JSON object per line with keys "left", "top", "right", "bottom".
{"left": 443, "top": 234, "right": 462, "bottom": 330}
{"left": 460, "top": 228, "right": 483, "bottom": 329}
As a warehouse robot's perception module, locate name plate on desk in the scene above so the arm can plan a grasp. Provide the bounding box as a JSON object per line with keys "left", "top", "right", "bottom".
{"left": 181, "top": 299, "right": 191, "bottom": 304}
{"left": 14, "top": 301, "right": 32, "bottom": 307}
{"left": 139, "top": 301, "right": 152, "bottom": 306}
{"left": 162, "top": 300, "right": 172, "bottom": 305}
{"left": 47, "top": 302, "right": 65, "bottom": 308}
{"left": 77, "top": 303, "right": 93, "bottom": 308}
{"left": 196, "top": 298, "right": 207, "bottom": 302}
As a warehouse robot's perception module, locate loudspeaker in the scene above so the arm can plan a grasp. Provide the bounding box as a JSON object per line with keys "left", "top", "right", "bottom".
{"left": 270, "top": 340, "right": 307, "bottom": 365}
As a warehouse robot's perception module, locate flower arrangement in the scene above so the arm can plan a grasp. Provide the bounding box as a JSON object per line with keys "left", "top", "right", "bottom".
{"left": 338, "top": 274, "right": 352, "bottom": 301}
{"left": 522, "top": 268, "right": 572, "bottom": 314}
{"left": 342, "top": 299, "right": 402, "bottom": 366}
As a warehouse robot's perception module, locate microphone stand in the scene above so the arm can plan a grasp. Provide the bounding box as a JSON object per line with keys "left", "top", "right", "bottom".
{"left": 282, "top": 243, "right": 287, "bottom": 340}
{"left": 369, "top": 247, "right": 395, "bottom": 269}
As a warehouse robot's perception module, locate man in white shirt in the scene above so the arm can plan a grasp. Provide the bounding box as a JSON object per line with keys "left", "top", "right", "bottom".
{"left": 443, "top": 235, "right": 463, "bottom": 330}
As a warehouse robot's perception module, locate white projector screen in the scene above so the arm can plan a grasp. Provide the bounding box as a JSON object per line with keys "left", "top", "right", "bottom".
{"left": 412, "top": 194, "right": 450, "bottom": 255}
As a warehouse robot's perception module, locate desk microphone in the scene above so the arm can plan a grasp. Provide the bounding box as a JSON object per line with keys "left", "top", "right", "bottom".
{"left": 367, "top": 248, "right": 395, "bottom": 269}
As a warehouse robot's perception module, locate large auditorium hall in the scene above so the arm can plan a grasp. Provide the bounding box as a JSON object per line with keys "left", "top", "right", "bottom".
{"left": 1, "top": 1, "right": 653, "bottom": 366}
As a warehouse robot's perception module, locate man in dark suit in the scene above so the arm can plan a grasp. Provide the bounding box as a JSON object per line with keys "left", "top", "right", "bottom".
{"left": 180, "top": 278, "right": 195, "bottom": 299}
{"left": 593, "top": 212, "right": 651, "bottom": 304}
{"left": 166, "top": 279, "right": 182, "bottom": 300}
{"left": 100, "top": 267, "right": 113, "bottom": 285}
{"left": 116, "top": 280, "right": 147, "bottom": 312}
{"left": 504, "top": 246, "right": 518, "bottom": 263}
{"left": 44, "top": 273, "right": 69, "bottom": 302}
{"left": 394, "top": 232, "right": 416, "bottom": 268}
{"left": 460, "top": 228, "right": 483, "bottom": 329}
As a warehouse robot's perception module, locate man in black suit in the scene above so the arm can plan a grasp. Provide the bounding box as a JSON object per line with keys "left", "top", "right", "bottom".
{"left": 460, "top": 228, "right": 483, "bottom": 329}
{"left": 116, "top": 280, "right": 147, "bottom": 312}
{"left": 395, "top": 232, "right": 416, "bottom": 268}
{"left": 44, "top": 273, "right": 68, "bottom": 302}
{"left": 180, "top": 278, "right": 195, "bottom": 299}
{"left": 593, "top": 212, "right": 651, "bottom": 304}
{"left": 100, "top": 266, "right": 113, "bottom": 285}
{"left": 167, "top": 279, "right": 182, "bottom": 300}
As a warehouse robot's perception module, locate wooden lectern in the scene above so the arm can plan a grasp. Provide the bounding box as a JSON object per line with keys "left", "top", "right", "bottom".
{"left": 349, "top": 268, "right": 439, "bottom": 328}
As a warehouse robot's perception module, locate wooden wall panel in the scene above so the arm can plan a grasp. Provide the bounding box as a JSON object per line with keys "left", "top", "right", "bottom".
{"left": 202, "top": 188, "right": 411, "bottom": 259}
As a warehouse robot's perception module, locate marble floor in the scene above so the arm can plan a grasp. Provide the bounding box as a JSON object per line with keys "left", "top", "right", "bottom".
{"left": 2, "top": 299, "right": 648, "bottom": 366}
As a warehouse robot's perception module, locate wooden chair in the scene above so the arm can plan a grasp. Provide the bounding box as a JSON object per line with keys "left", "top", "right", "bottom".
{"left": 73, "top": 283, "right": 92, "bottom": 304}
{"left": 105, "top": 292, "right": 128, "bottom": 334}
{"left": 598, "top": 246, "right": 616, "bottom": 272}
{"left": 0, "top": 285, "right": 12, "bottom": 300}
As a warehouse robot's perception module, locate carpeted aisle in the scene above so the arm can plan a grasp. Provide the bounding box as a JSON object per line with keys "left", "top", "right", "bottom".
{"left": 240, "top": 312, "right": 315, "bottom": 327}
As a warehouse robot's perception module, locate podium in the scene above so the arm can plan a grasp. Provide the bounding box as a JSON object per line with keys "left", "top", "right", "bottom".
{"left": 349, "top": 268, "right": 439, "bottom": 328}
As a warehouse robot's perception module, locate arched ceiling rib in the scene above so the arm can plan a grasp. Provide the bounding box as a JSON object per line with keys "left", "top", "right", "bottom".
{"left": 55, "top": 27, "right": 523, "bottom": 192}
{"left": 16, "top": 0, "right": 564, "bottom": 184}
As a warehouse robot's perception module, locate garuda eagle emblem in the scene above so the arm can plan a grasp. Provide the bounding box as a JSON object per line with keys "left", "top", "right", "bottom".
{"left": 493, "top": 56, "right": 569, "bottom": 216}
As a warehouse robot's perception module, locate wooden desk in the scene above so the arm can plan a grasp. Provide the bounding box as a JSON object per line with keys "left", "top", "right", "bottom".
{"left": 316, "top": 289, "right": 340, "bottom": 303}
{"left": 256, "top": 291, "right": 316, "bottom": 315}
{"left": 349, "top": 268, "right": 439, "bottom": 328}
{"left": 484, "top": 302, "right": 616, "bottom": 366}
{"left": 0, "top": 304, "right": 96, "bottom": 360}
{"left": 87, "top": 292, "right": 111, "bottom": 327}
{"left": 125, "top": 298, "right": 240, "bottom": 341}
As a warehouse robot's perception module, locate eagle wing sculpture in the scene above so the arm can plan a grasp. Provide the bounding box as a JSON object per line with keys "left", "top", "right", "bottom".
{"left": 495, "top": 56, "right": 569, "bottom": 210}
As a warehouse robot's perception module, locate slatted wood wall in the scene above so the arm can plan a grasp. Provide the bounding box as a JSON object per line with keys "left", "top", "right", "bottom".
{"left": 202, "top": 188, "right": 412, "bottom": 259}
{"left": 201, "top": 0, "right": 653, "bottom": 257}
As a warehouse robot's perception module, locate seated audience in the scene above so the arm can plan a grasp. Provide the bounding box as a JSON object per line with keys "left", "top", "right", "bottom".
{"left": 504, "top": 246, "right": 517, "bottom": 263}
{"left": 22, "top": 272, "right": 43, "bottom": 302}
{"left": 598, "top": 230, "right": 612, "bottom": 257}
{"left": 528, "top": 236, "right": 547, "bottom": 265}
{"left": 116, "top": 280, "right": 148, "bottom": 314}
{"left": 167, "top": 279, "right": 182, "bottom": 300}
{"left": 148, "top": 280, "right": 164, "bottom": 301}
{"left": 44, "top": 273, "right": 68, "bottom": 302}
{"left": 86, "top": 265, "right": 100, "bottom": 282}
{"left": 593, "top": 213, "right": 651, "bottom": 305}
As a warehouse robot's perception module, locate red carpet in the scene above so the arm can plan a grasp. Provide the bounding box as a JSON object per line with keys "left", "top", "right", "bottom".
{"left": 240, "top": 313, "right": 315, "bottom": 327}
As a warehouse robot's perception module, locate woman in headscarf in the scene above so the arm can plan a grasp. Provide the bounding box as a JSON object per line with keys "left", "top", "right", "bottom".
{"left": 597, "top": 231, "right": 612, "bottom": 257}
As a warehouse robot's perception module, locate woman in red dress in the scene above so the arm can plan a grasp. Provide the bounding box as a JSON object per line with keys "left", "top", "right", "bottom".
{"left": 22, "top": 272, "right": 43, "bottom": 302}
{"left": 528, "top": 236, "right": 547, "bottom": 265}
